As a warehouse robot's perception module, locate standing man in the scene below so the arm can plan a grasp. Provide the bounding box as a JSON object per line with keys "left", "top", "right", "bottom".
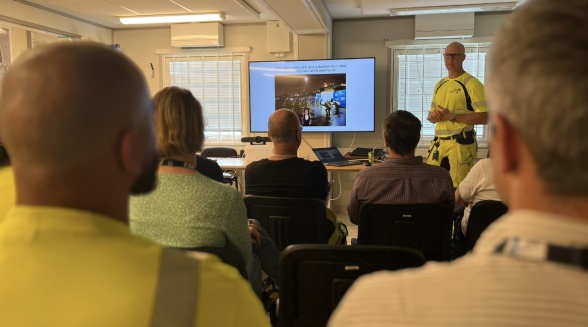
{"left": 0, "top": 42, "right": 268, "bottom": 326}
{"left": 329, "top": 0, "right": 588, "bottom": 325}
{"left": 427, "top": 42, "right": 488, "bottom": 187}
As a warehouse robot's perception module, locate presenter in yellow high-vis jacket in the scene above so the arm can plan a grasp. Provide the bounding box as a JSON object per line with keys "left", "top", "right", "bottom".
{"left": 427, "top": 42, "right": 488, "bottom": 187}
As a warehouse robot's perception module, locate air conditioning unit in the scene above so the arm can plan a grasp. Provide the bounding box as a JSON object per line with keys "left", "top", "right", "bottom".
{"left": 171, "top": 22, "right": 224, "bottom": 48}
{"left": 415, "top": 12, "right": 474, "bottom": 40}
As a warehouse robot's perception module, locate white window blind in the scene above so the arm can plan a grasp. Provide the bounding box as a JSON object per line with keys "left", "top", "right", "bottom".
{"left": 392, "top": 44, "right": 490, "bottom": 145}
{"left": 163, "top": 53, "right": 244, "bottom": 145}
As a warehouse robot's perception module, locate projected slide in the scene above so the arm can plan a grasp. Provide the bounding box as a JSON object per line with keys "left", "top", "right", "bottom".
{"left": 275, "top": 74, "right": 347, "bottom": 127}
{"left": 249, "top": 58, "right": 375, "bottom": 133}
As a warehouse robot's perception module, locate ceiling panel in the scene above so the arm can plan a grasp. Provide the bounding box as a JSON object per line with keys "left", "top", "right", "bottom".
{"left": 323, "top": 0, "right": 518, "bottom": 17}
{"left": 15, "top": 0, "right": 514, "bottom": 30}
{"left": 21, "top": 0, "right": 268, "bottom": 28}
{"left": 259, "top": 0, "right": 326, "bottom": 34}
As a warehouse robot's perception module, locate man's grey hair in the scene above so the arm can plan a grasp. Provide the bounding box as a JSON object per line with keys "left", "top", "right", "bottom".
{"left": 488, "top": 0, "right": 588, "bottom": 196}
{"left": 268, "top": 109, "right": 301, "bottom": 144}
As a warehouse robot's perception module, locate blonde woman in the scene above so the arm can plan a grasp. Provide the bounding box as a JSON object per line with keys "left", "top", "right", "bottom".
{"left": 130, "top": 86, "right": 279, "bottom": 295}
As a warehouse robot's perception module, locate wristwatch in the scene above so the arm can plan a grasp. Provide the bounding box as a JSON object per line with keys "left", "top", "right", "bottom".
{"left": 450, "top": 113, "right": 457, "bottom": 123}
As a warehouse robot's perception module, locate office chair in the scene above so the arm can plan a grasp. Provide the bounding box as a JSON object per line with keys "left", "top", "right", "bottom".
{"left": 357, "top": 202, "right": 454, "bottom": 261}
{"left": 279, "top": 244, "right": 426, "bottom": 327}
{"left": 463, "top": 200, "right": 508, "bottom": 253}
{"left": 179, "top": 245, "right": 248, "bottom": 280}
{"left": 200, "top": 147, "right": 239, "bottom": 189}
{"left": 182, "top": 245, "right": 279, "bottom": 325}
{"left": 243, "top": 195, "right": 330, "bottom": 251}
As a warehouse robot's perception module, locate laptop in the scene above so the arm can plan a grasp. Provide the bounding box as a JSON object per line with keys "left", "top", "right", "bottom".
{"left": 312, "top": 147, "right": 360, "bottom": 167}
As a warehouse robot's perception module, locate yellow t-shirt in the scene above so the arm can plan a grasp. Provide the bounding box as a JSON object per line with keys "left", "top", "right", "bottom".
{"left": 0, "top": 166, "right": 15, "bottom": 222}
{"left": 0, "top": 206, "right": 269, "bottom": 327}
{"left": 430, "top": 72, "right": 487, "bottom": 136}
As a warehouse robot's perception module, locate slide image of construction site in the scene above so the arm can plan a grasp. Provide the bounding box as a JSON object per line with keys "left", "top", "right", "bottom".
{"left": 274, "top": 74, "right": 347, "bottom": 127}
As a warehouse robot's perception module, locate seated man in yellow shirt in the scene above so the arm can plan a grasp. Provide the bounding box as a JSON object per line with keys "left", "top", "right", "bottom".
{"left": 0, "top": 42, "right": 268, "bottom": 327}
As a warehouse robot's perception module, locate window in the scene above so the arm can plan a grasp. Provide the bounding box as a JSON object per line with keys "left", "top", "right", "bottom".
{"left": 163, "top": 52, "right": 245, "bottom": 145}
{"left": 392, "top": 43, "right": 490, "bottom": 145}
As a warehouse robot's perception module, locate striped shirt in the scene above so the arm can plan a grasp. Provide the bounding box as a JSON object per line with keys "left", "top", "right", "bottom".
{"left": 328, "top": 210, "right": 588, "bottom": 327}
{"left": 347, "top": 156, "right": 454, "bottom": 224}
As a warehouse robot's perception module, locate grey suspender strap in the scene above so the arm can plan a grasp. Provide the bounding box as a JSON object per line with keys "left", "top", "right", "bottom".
{"left": 150, "top": 248, "right": 200, "bottom": 327}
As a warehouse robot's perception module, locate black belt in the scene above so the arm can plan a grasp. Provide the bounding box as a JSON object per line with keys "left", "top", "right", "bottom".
{"left": 437, "top": 130, "right": 475, "bottom": 140}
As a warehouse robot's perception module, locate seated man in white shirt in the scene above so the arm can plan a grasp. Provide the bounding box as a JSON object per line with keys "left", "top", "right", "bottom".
{"left": 455, "top": 157, "right": 502, "bottom": 238}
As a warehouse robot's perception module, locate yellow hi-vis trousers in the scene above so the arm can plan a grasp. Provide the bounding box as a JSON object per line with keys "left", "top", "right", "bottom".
{"left": 427, "top": 138, "right": 477, "bottom": 187}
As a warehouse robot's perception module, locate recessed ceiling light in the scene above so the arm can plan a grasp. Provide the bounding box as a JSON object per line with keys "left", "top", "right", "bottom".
{"left": 389, "top": 2, "right": 517, "bottom": 16}
{"left": 120, "top": 12, "right": 225, "bottom": 25}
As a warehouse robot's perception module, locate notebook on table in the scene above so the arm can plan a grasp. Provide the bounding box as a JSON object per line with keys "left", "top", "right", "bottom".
{"left": 312, "top": 147, "right": 361, "bottom": 167}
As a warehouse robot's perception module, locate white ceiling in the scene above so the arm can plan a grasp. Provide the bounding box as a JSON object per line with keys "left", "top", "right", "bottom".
{"left": 16, "top": 0, "right": 516, "bottom": 32}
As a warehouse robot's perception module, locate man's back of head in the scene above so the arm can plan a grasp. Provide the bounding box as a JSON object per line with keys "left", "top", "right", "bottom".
{"left": 0, "top": 42, "right": 158, "bottom": 220}
{"left": 268, "top": 108, "right": 301, "bottom": 145}
{"left": 488, "top": 0, "right": 588, "bottom": 205}
{"left": 382, "top": 111, "right": 421, "bottom": 156}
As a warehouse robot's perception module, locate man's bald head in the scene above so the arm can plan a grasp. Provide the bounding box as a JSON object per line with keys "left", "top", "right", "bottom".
{"left": 267, "top": 109, "right": 301, "bottom": 144}
{"left": 445, "top": 42, "right": 465, "bottom": 54}
{"left": 444, "top": 42, "right": 466, "bottom": 76}
{"left": 0, "top": 42, "right": 154, "bottom": 171}
{"left": 0, "top": 42, "right": 158, "bottom": 211}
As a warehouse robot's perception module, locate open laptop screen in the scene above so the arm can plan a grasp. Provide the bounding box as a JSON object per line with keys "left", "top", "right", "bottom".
{"left": 312, "top": 147, "right": 347, "bottom": 164}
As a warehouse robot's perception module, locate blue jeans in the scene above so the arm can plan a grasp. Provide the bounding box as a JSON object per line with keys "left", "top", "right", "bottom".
{"left": 246, "top": 219, "right": 281, "bottom": 297}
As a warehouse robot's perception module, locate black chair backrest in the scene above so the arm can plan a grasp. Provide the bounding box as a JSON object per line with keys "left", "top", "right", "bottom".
{"left": 243, "top": 195, "right": 329, "bottom": 251}
{"left": 358, "top": 202, "right": 454, "bottom": 261}
{"left": 201, "top": 147, "right": 239, "bottom": 158}
{"left": 464, "top": 200, "right": 508, "bottom": 252}
{"left": 279, "top": 244, "right": 426, "bottom": 327}
{"left": 179, "top": 246, "right": 248, "bottom": 280}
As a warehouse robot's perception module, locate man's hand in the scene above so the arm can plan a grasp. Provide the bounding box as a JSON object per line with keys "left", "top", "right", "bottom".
{"left": 437, "top": 105, "right": 453, "bottom": 121}
{"left": 428, "top": 105, "right": 453, "bottom": 123}
{"left": 248, "top": 220, "right": 262, "bottom": 245}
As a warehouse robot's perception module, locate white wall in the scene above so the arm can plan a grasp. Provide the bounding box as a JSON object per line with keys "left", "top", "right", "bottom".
{"left": 329, "top": 13, "right": 509, "bottom": 213}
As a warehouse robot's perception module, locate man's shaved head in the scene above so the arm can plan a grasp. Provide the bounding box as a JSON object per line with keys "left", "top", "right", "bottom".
{"left": 268, "top": 109, "right": 301, "bottom": 144}
{"left": 0, "top": 42, "right": 158, "bottom": 216}
{"left": 0, "top": 42, "right": 154, "bottom": 170}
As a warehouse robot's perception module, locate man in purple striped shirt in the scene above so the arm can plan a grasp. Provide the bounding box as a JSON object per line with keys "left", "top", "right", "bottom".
{"left": 348, "top": 111, "right": 454, "bottom": 224}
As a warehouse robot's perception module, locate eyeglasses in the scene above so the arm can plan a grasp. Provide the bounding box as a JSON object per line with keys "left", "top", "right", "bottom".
{"left": 443, "top": 53, "right": 464, "bottom": 59}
